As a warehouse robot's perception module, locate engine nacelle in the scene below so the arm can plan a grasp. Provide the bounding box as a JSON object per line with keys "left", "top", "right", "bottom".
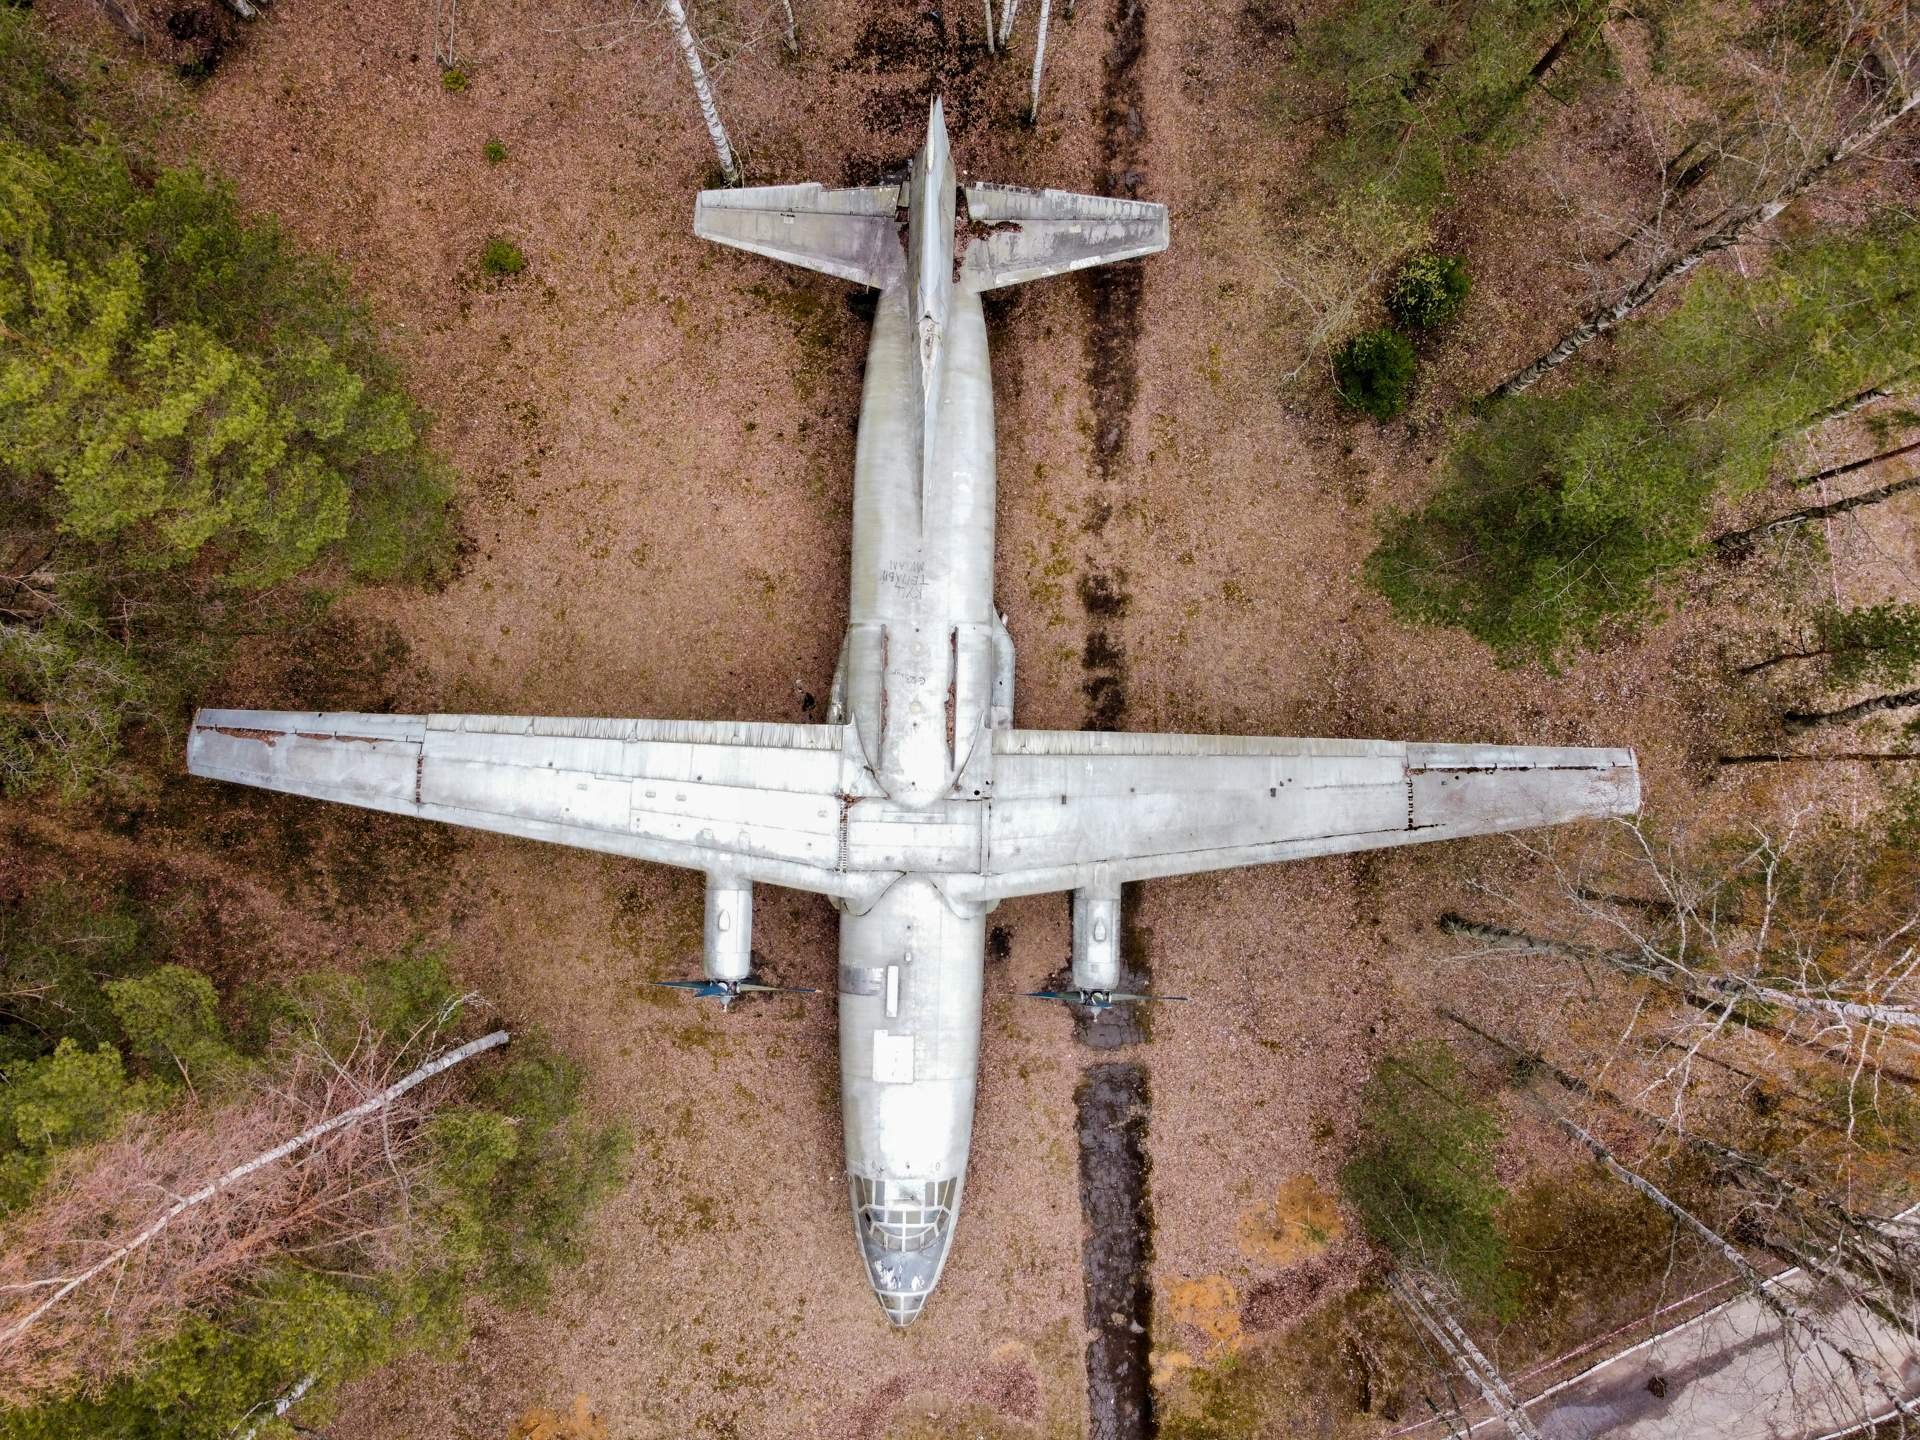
{"left": 1070, "top": 877, "right": 1122, "bottom": 993}
{"left": 704, "top": 876, "right": 753, "bottom": 982}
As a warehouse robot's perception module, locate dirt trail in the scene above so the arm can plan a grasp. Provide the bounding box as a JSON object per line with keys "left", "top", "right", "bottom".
{"left": 1068, "top": 0, "right": 1159, "bottom": 1432}
{"left": 1077, "top": 1062, "right": 1156, "bottom": 1440}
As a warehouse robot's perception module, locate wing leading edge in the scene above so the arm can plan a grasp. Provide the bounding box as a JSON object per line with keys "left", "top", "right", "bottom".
{"left": 973, "top": 731, "right": 1638, "bottom": 902}
{"left": 186, "top": 709, "right": 882, "bottom": 903}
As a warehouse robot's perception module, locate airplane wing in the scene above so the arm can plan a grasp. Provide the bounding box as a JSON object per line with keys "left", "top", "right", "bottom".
{"left": 958, "top": 185, "right": 1168, "bottom": 292}
{"left": 186, "top": 709, "right": 881, "bottom": 902}
{"left": 693, "top": 183, "right": 905, "bottom": 288}
{"left": 976, "top": 732, "right": 1638, "bottom": 901}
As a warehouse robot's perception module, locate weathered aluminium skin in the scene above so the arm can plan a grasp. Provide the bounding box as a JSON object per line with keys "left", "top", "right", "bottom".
{"left": 185, "top": 99, "right": 1640, "bottom": 1328}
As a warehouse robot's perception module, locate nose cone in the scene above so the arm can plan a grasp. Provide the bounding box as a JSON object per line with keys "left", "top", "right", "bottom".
{"left": 852, "top": 1174, "right": 960, "bottom": 1327}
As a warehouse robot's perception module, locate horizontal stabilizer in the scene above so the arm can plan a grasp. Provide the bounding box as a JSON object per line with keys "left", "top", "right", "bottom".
{"left": 959, "top": 184, "right": 1168, "bottom": 292}
{"left": 694, "top": 183, "right": 905, "bottom": 287}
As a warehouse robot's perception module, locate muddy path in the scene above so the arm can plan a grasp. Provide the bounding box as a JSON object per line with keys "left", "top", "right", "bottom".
{"left": 1069, "top": 0, "right": 1158, "bottom": 1432}
{"left": 1078, "top": 1062, "right": 1155, "bottom": 1440}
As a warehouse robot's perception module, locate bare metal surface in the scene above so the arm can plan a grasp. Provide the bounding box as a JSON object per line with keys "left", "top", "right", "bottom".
{"left": 188, "top": 99, "right": 1639, "bottom": 1328}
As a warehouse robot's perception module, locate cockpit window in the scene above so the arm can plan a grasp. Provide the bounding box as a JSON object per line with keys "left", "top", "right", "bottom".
{"left": 853, "top": 1176, "right": 958, "bottom": 1253}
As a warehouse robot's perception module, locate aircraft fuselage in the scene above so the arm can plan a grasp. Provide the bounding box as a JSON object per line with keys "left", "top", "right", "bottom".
{"left": 829, "top": 150, "right": 1007, "bottom": 1322}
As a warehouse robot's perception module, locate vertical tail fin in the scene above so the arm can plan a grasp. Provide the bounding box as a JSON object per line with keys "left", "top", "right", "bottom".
{"left": 907, "top": 96, "right": 957, "bottom": 391}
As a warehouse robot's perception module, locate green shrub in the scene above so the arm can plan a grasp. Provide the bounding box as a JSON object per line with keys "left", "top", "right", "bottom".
{"left": 1341, "top": 1043, "right": 1517, "bottom": 1315}
{"left": 1386, "top": 252, "right": 1471, "bottom": 331}
{"left": 0, "top": 1041, "right": 159, "bottom": 1212}
{"left": 1332, "top": 328, "right": 1417, "bottom": 420}
{"left": 483, "top": 138, "right": 507, "bottom": 164}
{"left": 479, "top": 236, "right": 526, "bottom": 278}
{"left": 440, "top": 66, "right": 468, "bottom": 93}
{"left": 105, "top": 966, "right": 240, "bottom": 1087}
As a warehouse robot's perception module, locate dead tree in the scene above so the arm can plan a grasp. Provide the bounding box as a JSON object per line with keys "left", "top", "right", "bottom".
{"left": 1489, "top": 15, "right": 1920, "bottom": 400}
{"left": 1388, "top": 1273, "right": 1547, "bottom": 1440}
{"left": 1438, "top": 816, "right": 1920, "bottom": 1111}
{"left": 0, "top": 1029, "right": 508, "bottom": 1399}
{"left": 1557, "top": 1115, "right": 1913, "bottom": 1417}
{"left": 661, "top": 0, "right": 741, "bottom": 184}
{"left": 1440, "top": 911, "right": 1920, "bottom": 1042}
{"left": 1716, "top": 471, "right": 1920, "bottom": 554}
{"left": 1445, "top": 1008, "right": 1920, "bottom": 1339}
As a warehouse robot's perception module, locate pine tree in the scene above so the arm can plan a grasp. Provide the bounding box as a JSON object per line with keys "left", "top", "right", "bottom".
{"left": 0, "top": 13, "right": 455, "bottom": 798}
{"left": 1298, "top": 0, "right": 1612, "bottom": 213}
{"left": 1368, "top": 221, "right": 1920, "bottom": 666}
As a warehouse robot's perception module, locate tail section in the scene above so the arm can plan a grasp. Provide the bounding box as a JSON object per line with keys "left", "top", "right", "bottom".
{"left": 908, "top": 97, "right": 957, "bottom": 386}
{"left": 692, "top": 96, "right": 1169, "bottom": 298}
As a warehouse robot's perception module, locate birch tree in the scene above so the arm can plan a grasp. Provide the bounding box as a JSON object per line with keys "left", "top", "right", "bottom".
{"left": 661, "top": 0, "right": 741, "bottom": 184}
{"left": 1717, "top": 471, "right": 1920, "bottom": 555}
{"left": 1027, "top": 0, "right": 1051, "bottom": 123}
{"left": 1490, "top": 5, "right": 1920, "bottom": 399}
{"left": 997, "top": 0, "right": 1021, "bottom": 49}
{"left": 1739, "top": 604, "right": 1920, "bottom": 684}
{"left": 1389, "top": 1273, "right": 1546, "bottom": 1440}
{"left": 1785, "top": 688, "right": 1920, "bottom": 735}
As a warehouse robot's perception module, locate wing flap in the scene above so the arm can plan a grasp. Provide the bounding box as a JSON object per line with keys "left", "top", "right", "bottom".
{"left": 694, "top": 183, "right": 904, "bottom": 287}
{"left": 187, "top": 709, "right": 873, "bottom": 899}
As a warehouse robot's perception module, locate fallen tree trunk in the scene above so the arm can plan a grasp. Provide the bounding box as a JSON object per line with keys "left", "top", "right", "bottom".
{"left": 0, "top": 1029, "right": 509, "bottom": 1349}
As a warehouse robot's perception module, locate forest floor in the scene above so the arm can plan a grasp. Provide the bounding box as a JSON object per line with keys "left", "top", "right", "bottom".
{"left": 31, "top": 0, "right": 1920, "bottom": 1434}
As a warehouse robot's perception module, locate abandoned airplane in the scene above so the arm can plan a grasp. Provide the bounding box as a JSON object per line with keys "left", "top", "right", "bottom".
{"left": 187, "top": 98, "right": 1640, "bottom": 1327}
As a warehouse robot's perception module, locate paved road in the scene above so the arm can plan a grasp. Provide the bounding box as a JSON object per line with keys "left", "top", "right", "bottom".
{"left": 1530, "top": 1270, "right": 1919, "bottom": 1440}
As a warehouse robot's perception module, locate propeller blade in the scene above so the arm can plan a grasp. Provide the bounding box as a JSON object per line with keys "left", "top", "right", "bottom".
{"left": 652, "top": 977, "right": 817, "bottom": 1003}
{"left": 1108, "top": 991, "right": 1191, "bottom": 1004}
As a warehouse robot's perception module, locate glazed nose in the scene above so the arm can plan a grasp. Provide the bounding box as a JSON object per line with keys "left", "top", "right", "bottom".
{"left": 852, "top": 1175, "right": 959, "bottom": 1326}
